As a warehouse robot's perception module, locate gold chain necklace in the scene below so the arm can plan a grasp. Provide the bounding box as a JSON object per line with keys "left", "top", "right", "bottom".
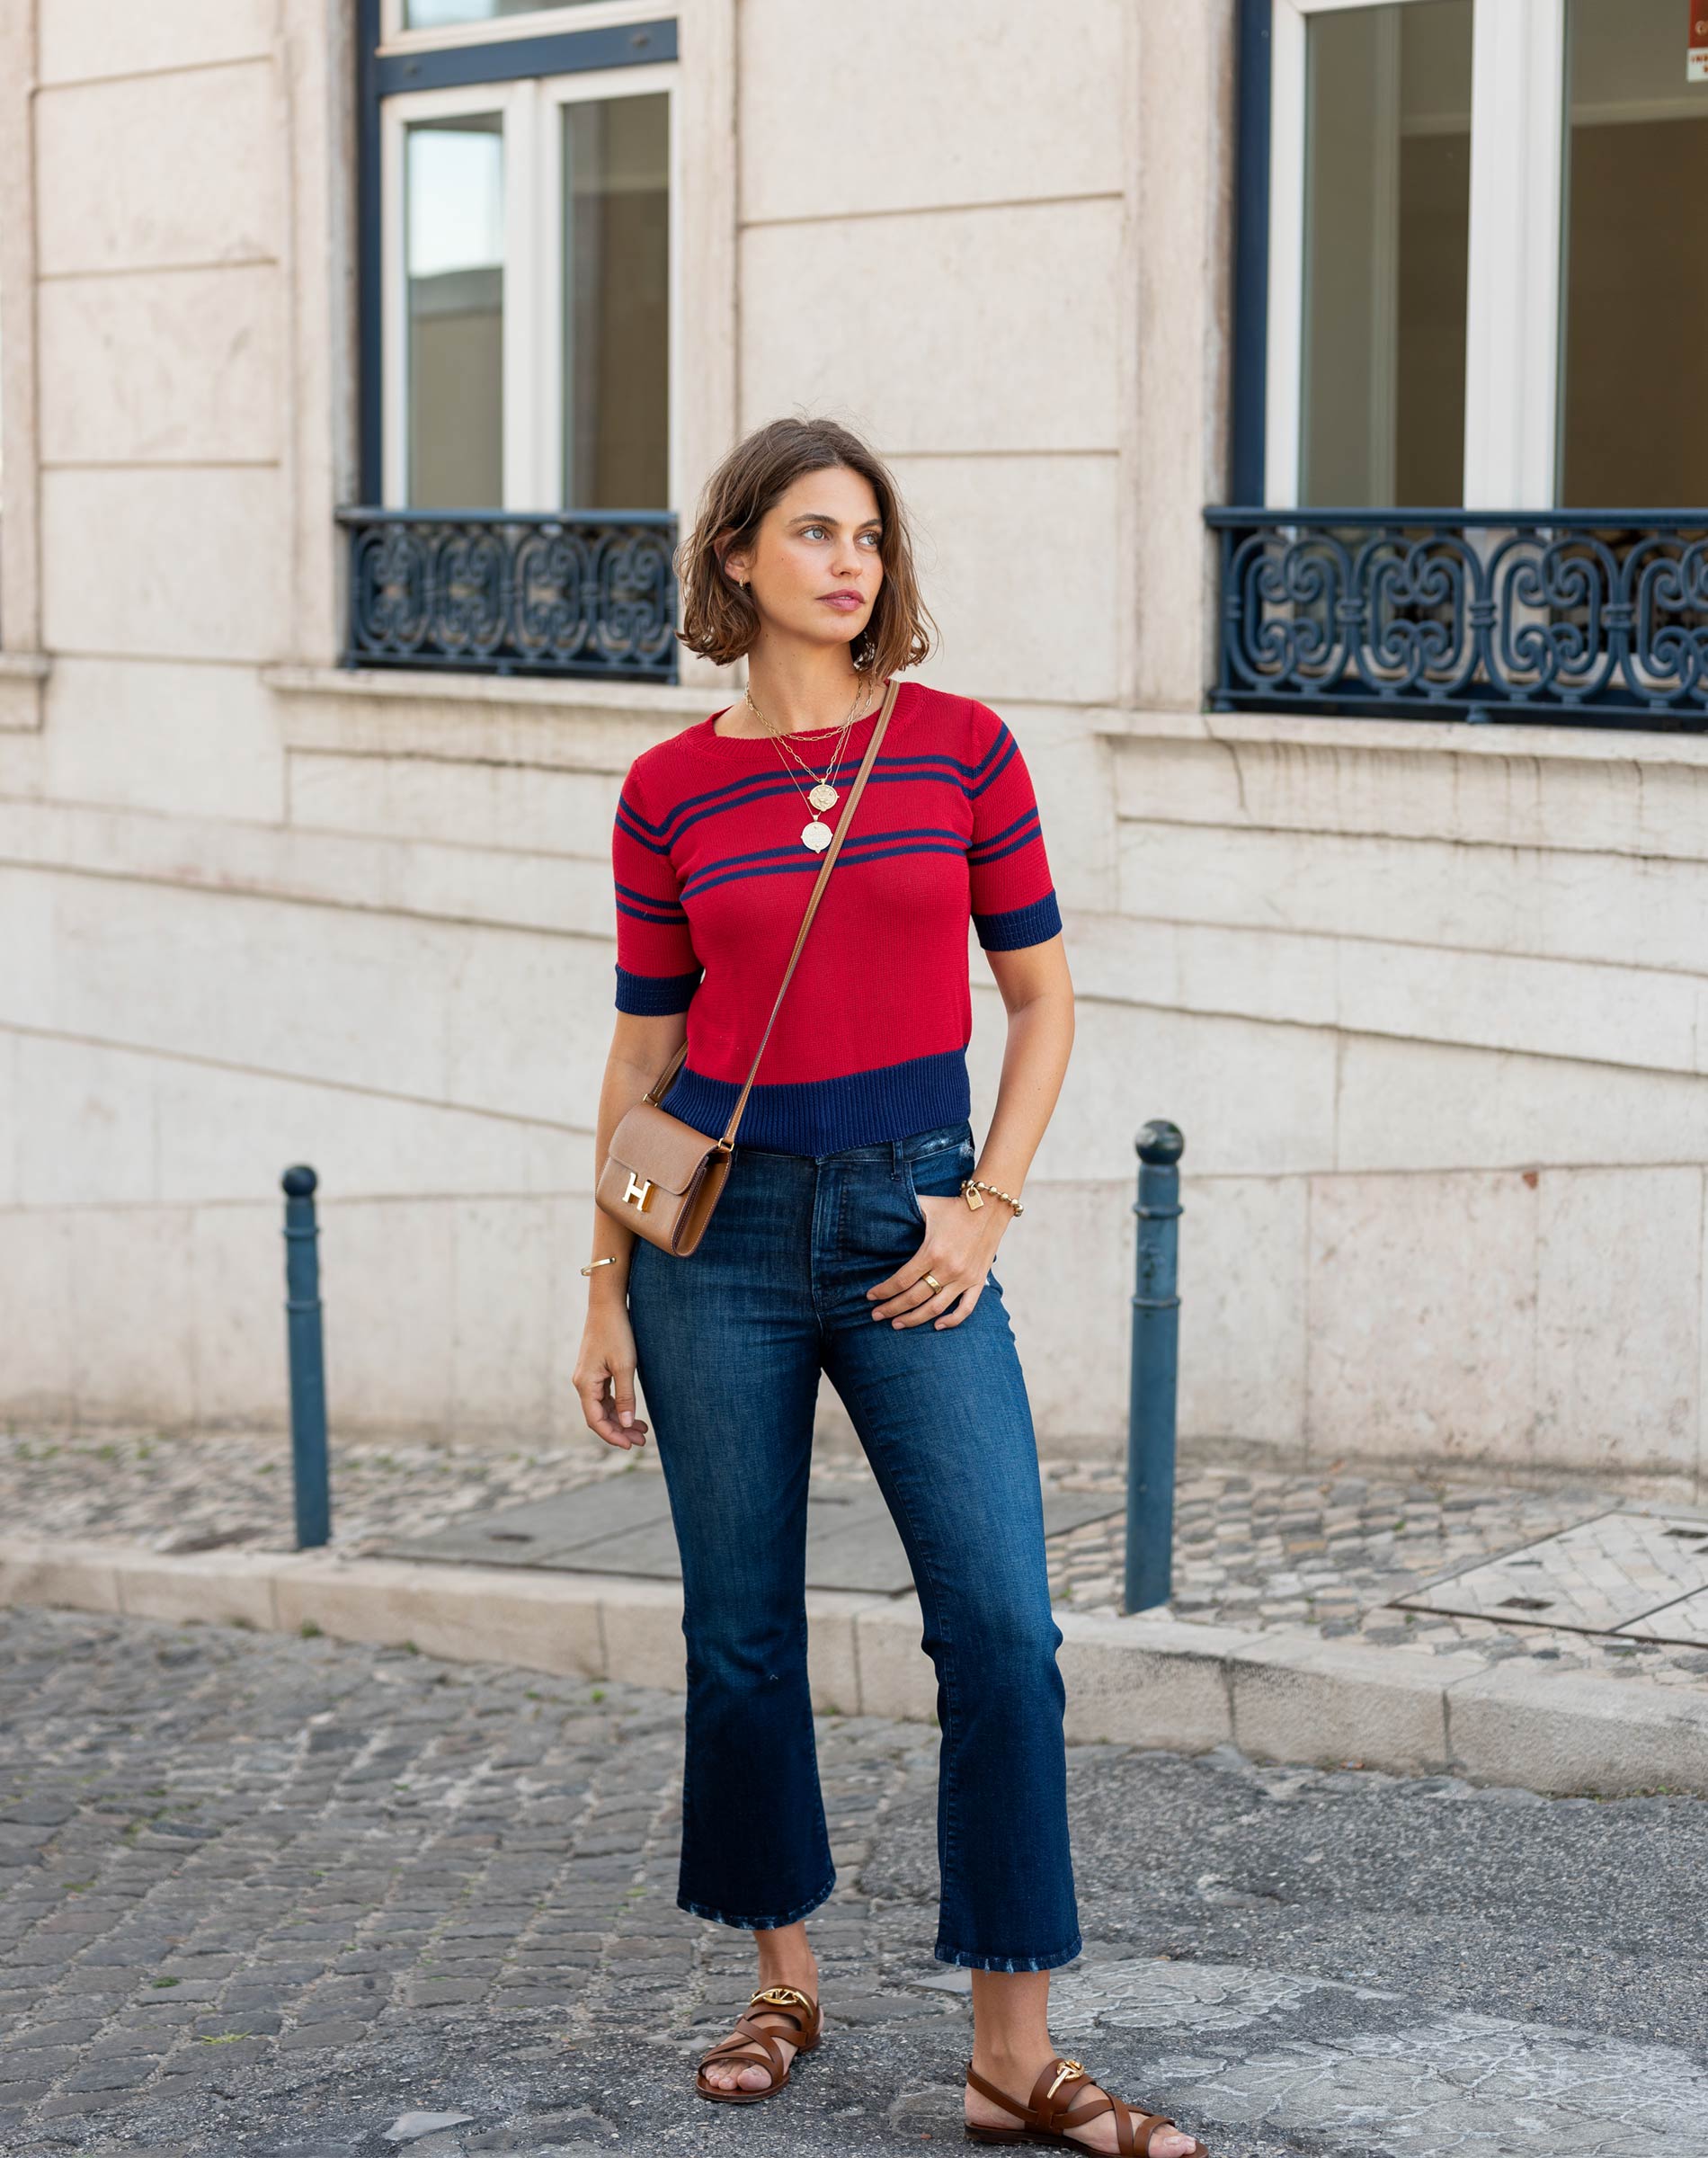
{"left": 744, "top": 675, "right": 876, "bottom": 852}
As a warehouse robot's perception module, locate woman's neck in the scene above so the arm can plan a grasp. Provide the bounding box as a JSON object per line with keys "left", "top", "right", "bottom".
{"left": 721, "top": 639, "right": 874, "bottom": 738}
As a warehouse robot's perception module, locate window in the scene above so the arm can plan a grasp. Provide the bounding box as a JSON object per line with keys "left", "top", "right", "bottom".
{"left": 405, "top": 1, "right": 570, "bottom": 26}
{"left": 402, "top": 109, "right": 506, "bottom": 507}
{"left": 1214, "top": 0, "right": 1708, "bottom": 725}
{"left": 1559, "top": 0, "right": 1708, "bottom": 507}
{"left": 384, "top": 2, "right": 603, "bottom": 37}
{"left": 381, "top": 71, "right": 672, "bottom": 511}
{"left": 347, "top": 4, "right": 682, "bottom": 679}
{"left": 1259, "top": 0, "right": 1708, "bottom": 512}
{"left": 1296, "top": 1, "right": 1472, "bottom": 508}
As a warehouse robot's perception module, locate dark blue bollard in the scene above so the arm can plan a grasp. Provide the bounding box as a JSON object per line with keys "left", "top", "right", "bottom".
{"left": 1125, "top": 1121, "right": 1183, "bottom": 1613}
{"left": 281, "top": 1165, "right": 331, "bottom": 1549}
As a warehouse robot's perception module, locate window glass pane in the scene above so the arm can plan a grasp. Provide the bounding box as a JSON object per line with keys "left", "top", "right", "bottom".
{"left": 1561, "top": 0, "right": 1708, "bottom": 506}
{"left": 1300, "top": 0, "right": 1472, "bottom": 507}
{"left": 561, "top": 93, "right": 669, "bottom": 509}
{"left": 405, "top": 113, "right": 503, "bottom": 508}
{"left": 405, "top": 1, "right": 566, "bottom": 28}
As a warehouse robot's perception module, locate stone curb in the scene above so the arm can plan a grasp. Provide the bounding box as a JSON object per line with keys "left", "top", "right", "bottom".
{"left": 3, "top": 1535, "right": 1705, "bottom": 1797}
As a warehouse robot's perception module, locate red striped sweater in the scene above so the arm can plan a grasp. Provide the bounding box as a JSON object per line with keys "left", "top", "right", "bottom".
{"left": 611, "top": 677, "right": 1062, "bottom": 1154}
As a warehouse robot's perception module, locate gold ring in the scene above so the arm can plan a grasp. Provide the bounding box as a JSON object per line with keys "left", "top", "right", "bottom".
{"left": 923, "top": 1271, "right": 941, "bottom": 1291}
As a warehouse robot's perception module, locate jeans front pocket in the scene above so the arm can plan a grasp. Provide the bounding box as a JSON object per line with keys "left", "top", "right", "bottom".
{"left": 903, "top": 1136, "right": 977, "bottom": 1228}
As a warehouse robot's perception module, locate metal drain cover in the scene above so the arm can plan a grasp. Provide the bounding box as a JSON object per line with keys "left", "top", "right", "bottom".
{"left": 1392, "top": 1507, "right": 1708, "bottom": 1642}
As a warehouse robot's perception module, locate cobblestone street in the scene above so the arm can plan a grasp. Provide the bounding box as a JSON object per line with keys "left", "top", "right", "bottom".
{"left": 4, "top": 1605, "right": 1707, "bottom": 2157}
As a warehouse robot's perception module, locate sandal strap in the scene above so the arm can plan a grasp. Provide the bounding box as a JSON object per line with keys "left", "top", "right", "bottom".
{"left": 1062, "top": 2097, "right": 1132, "bottom": 2150}
{"left": 965, "top": 2060, "right": 1034, "bottom": 2123}
{"left": 699, "top": 2026, "right": 787, "bottom": 2073}
{"left": 1030, "top": 2057, "right": 1093, "bottom": 2130}
{"left": 1060, "top": 2092, "right": 1180, "bottom": 2154}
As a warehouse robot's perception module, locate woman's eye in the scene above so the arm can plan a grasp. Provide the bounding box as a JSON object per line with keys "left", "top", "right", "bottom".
{"left": 801, "top": 524, "right": 827, "bottom": 540}
{"left": 859, "top": 531, "right": 882, "bottom": 548}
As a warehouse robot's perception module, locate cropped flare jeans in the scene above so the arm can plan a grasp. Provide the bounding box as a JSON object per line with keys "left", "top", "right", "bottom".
{"left": 626, "top": 1115, "right": 1081, "bottom": 1972}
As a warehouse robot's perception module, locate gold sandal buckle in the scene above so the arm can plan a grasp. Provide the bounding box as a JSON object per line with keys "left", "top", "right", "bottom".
{"left": 1045, "top": 2058, "right": 1085, "bottom": 2101}
{"left": 751, "top": 1984, "right": 811, "bottom": 2010}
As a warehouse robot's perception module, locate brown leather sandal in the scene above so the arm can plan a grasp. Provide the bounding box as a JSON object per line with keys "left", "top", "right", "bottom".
{"left": 694, "top": 1983, "right": 822, "bottom": 2104}
{"left": 965, "top": 2055, "right": 1211, "bottom": 2154}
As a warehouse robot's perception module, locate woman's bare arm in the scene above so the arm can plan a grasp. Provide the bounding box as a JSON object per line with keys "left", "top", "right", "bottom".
{"left": 574, "top": 1009, "right": 689, "bottom": 1447}
{"left": 974, "top": 933, "right": 1075, "bottom": 1208}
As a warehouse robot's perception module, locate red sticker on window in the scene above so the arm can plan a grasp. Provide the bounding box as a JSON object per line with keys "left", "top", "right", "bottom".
{"left": 1692, "top": 1, "right": 1708, "bottom": 82}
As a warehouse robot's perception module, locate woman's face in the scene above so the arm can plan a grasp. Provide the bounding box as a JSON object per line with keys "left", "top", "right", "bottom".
{"left": 724, "top": 464, "right": 885, "bottom": 657}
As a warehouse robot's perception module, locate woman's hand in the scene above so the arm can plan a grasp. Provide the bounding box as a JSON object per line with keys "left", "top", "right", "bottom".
{"left": 866, "top": 1193, "right": 1010, "bottom": 1330}
{"left": 574, "top": 1301, "right": 651, "bottom": 1449}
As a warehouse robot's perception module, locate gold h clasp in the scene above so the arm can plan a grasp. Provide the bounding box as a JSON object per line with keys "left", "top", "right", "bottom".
{"left": 623, "top": 1170, "right": 654, "bottom": 1210}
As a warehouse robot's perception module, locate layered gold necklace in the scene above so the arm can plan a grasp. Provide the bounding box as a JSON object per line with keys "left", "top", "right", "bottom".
{"left": 744, "top": 673, "right": 878, "bottom": 852}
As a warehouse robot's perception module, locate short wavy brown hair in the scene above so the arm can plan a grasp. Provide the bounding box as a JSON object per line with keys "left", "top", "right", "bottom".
{"left": 677, "top": 415, "right": 935, "bottom": 676}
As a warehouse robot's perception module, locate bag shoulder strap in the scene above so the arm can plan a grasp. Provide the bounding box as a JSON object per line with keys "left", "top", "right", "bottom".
{"left": 642, "top": 675, "right": 901, "bottom": 1143}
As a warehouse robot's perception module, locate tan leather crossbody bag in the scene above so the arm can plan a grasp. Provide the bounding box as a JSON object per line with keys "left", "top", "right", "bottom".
{"left": 595, "top": 675, "right": 900, "bottom": 1258}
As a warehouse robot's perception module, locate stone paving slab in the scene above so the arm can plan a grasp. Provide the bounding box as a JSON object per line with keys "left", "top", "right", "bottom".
{"left": 1622, "top": 1584, "right": 1708, "bottom": 1644}
{"left": 1394, "top": 1507, "right": 1708, "bottom": 1637}
{"left": 378, "top": 1481, "right": 1124, "bottom": 1595}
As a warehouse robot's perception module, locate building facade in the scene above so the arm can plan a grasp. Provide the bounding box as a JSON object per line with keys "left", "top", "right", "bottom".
{"left": 1, "top": 0, "right": 1705, "bottom": 1490}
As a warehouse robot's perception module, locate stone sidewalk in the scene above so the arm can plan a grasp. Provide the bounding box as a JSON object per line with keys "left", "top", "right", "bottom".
{"left": 4, "top": 1425, "right": 1708, "bottom": 1796}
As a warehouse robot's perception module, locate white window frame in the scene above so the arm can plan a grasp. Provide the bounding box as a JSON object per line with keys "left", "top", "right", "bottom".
{"left": 1265, "top": 0, "right": 1566, "bottom": 511}
{"left": 378, "top": 60, "right": 680, "bottom": 511}
{"left": 378, "top": 0, "right": 665, "bottom": 56}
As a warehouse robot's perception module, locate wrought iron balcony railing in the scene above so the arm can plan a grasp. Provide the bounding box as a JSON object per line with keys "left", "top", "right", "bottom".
{"left": 339, "top": 508, "right": 679, "bottom": 681}
{"left": 1206, "top": 509, "right": 1708, "bottom": 729}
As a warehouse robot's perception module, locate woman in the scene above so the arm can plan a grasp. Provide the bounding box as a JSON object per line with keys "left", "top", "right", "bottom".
{"left": 574, "top": 417, "right": 1208, "bottom": 2158}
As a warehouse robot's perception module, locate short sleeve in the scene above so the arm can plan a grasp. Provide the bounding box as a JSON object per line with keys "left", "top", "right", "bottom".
{"left": 612, "top": 760, "right": 703, "bottom": 1013}
{"left": 966, "top": 701, "right": 1063, "bottom": 951}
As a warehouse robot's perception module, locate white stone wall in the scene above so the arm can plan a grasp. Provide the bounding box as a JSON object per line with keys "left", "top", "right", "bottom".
{"left": 1, "top": 0, "right": 1704, "bottom": 1494}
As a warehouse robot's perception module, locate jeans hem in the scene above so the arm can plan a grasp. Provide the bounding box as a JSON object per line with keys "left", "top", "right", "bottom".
{"left": 679, "top": 1873, "right": 837, "bottom": 1931}
{"left": 932, "top": 1933, "right": 1082, "bottom": 1974}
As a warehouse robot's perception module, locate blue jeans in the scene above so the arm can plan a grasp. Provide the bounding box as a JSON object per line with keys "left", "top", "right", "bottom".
{"left": 626, "top": 1115, "right": 1081, "bottom": 1972}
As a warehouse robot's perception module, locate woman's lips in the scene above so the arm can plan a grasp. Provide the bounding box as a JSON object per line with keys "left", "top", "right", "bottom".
{"left": 819, "top": 593, "right": 864, "bottom": 612}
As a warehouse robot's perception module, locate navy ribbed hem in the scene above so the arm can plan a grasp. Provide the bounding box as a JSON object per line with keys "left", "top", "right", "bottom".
{"left": 680, "top": 1872, "right": 837, "bottom": 1931}
{"left": 974, "top": 890, "right": 1063, "bottom": 950}
{"left": 660, "top": 1048, "right": 972, "bottom": 1155}
{"left": 933, "top": 1931, "right": 1082, "bottom": 1973}
{"left": 614, "top": 961, "right": 703, "bottom": 1014}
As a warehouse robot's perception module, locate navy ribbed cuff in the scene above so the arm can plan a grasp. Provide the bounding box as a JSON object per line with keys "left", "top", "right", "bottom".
{"left": 974, "top": 890, "right": 1063, "bottom": 950}
{"left": 615, "top": 963, "right": 703, "bottom": 1014}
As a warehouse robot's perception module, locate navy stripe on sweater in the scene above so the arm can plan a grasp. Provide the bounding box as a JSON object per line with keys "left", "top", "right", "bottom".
{"left": 616, "top": 738, "right": 1020, "bottom": 850}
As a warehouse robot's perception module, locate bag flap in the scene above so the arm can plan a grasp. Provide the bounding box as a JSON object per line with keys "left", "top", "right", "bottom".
{"left": 608, "top": 1099, "right": 721, "bottom": 1197}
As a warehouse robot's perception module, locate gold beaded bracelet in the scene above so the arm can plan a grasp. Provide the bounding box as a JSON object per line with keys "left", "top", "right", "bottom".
{"left": 961, "top": 1177, "right": 1024, "bottom": 1218}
